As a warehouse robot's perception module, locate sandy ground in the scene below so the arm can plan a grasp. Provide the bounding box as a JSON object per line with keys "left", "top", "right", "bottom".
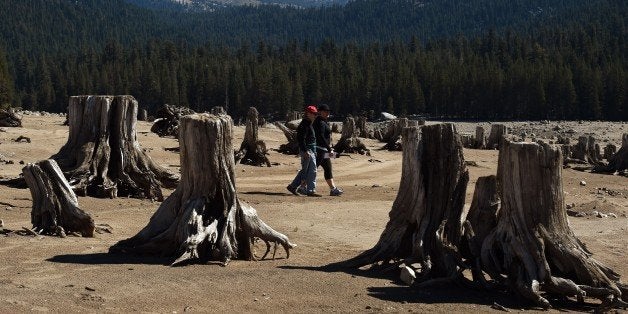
{"left": 0, "top": 116, "right": 626, "bottom": 313}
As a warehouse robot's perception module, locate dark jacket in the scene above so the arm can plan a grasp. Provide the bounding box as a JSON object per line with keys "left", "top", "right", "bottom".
{"left": 296, "top": 118, "right": 316, "bottom": 152}
{"left": 313, "top": 116, "right": 332, "bottom": 152}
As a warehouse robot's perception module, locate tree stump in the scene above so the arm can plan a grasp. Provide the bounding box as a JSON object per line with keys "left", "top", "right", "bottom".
{"left": 335, "top": 124, "right": 470, "bottom": 286}
{"left": 110, "top": 114, "right": 295, "bottom": 266}
{"left": 460, "top": 133, "right": 475, "bottom": 149}
{"left": 475, "top": 126, "right": 486, "bottom": 149}
{"left": 466, "top": 175, "right": 499, "bottom": 249}
{"left": 334, "top": 116, "right": 370, "bottom": 155}
{"left": 150, "top": 104, "right": 196, "bottom": 137}
{"left": 210, "top": 106, "right": 226, "bottom": 115}
{"left": 486, "top": 124, "right": 508, "bottom": 149}
{"left": 235, "top": 107, "right": 271, "bottom": 167}
{"left": 52, "top": 95, "right": 178, "bottom": 200}
{"left": 594, "top": 134, "right": 628, "bottom": 174}
{"left": 382, "top": 118, "right": 408, "bottom": 151}
{"left": 139, "top": 109, "right": 148, "bottom": 121}
{"left": 274, "top": 122, "right": 299, "bottom": 155}
{"left": 23, "top": 159, "right": 95, "bottom": 237}
{"left": 481, "top": 140, "right": 627, "bottom": 308}
{"left": 0, "top": 108, "right": 22, "bottom": 127}
{"left": 603, "top": 143, "right": 617, "bottom": 160}
{"left": 570, "top": 136, "right": 603, "bottom": 165}
{"left": 356, "top": 115, "right": 370, "bottom": 138}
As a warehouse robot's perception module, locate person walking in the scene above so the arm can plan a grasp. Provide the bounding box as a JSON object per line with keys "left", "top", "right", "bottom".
{"left": 313, "top": 104, "right": 343, "bottom": 196}
{"left": 286, "top": 105, "right": 320, "bottom": 197}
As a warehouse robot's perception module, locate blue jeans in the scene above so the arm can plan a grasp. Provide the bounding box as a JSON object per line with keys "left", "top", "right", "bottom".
{"left": 290, "top": 149, "right": 317, "bottom": 193}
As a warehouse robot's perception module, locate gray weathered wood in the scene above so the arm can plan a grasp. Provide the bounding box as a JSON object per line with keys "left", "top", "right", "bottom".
{"left": 110, "top": 114, "right": 295, "bottom": 266}
{"left": 235, "top": 107, "right": 271, "bottom": 167}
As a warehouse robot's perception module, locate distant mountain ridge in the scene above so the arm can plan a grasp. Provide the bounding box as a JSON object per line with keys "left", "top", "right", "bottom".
{"left": 125, "top": 0, "right": 348, "bottom": 10}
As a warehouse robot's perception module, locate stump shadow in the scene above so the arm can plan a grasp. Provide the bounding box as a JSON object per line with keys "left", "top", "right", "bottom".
{"left": 278, "top": 264, "right": 600, "bottom": 311}
{"left": 47, "top": 252, "right": 170, "bottom": 266}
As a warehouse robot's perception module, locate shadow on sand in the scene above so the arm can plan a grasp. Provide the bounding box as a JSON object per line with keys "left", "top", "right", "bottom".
{"left": 47, "top": 252, "right": 170, "bottom": 266}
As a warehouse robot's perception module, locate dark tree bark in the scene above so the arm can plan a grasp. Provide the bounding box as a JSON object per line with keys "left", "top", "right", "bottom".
{"left": 0, "top": 108, "right": 22, "bottom": 127}
{"left": 475, "top": 126, "right": 486, "bottom": 149}
{"left": 334, "top": 116, "right": 370, "bottom": 155}
{"left": 381, "top": 118, "right": 408, "bottom": 151}
{"left": 235, "top": 107, "right": 271, "bottom": 167}
{"left": 466, "top": 175, "right": 499, "bottom": 249}
{"left": 603, "top": 143, "right": 617, "bottom": 160}
{"left": 23, "top": 159, "right": 95, "bottom": 237}
{"left": 150, "top": 104, "right": 196, "bottom": 137}
{"left": 139, "top": 109, "right": 148, "bottom": 121}
{"left": 486, "top": 124, "right": 508, "bottom": 149}
{"left": 594, "top": 134, "right": 628, "bottom": 175}
{"left": 460, "top": 133, "right": 475, "bottom": 149}
{"left": 110, "top": 114, "right": 295, "bottom": 266}
{"left": 274, "top": 122, "right": 299, "bottom": 155}
{"left": 334, "top": 124, "right": 470, "bottom": 286}
{"left": 52, "top": 95, "right": 178, "bottom": 200}
{"left": 481, "top": 140, "right": 627, "bottom": 309}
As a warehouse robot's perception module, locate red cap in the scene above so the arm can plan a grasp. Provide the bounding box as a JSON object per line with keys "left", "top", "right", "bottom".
{"left": 305, "top": 105, "right": 318, "bottom": 114}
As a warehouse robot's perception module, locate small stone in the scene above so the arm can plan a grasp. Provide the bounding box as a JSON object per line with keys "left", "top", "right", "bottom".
{"left": 596, "top": 212, "right": 607, "bottom": 218}
{"left": 579, "top": 181, "right": 587, "bottom": 186}
{"left": 372, "top": 184, "right": 382, "bottom": 188}
{"left": 592, "top": 211, "right": 599, "bottom": 217}
{"left": 566, "top": 203, "right": 574, "bottom": 210}
{"left": 365, "top": 306, "right": 372, "bottom": 310}
{"left": 608, "top": 213, "right": 618, "bottom": 218}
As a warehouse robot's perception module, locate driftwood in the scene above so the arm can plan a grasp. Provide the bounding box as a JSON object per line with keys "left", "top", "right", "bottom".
{"left": 570, "top": 136, "right": 603, "bottom": 165}
{"left": 23, "top": 159, "right": 95, "bottom": 237}
{"left": 150, "top": 104, "right": 196, "bottom": 137}
{"left": 481, "top": 140, "right": 627, "bottom": 309}
{"left": 334, "top": 124, "right": 470, "bottom": 286}
{"left": 334, "top": 116, "right": 370, "bottom": 155}
{"left": 14, "top": 135, "right": 31, "bottom": 143}
{"left": 0, "top": 108, "right": 22, "bottom": 127}
{"left": 475, "top": 126, "right": 486, "bottom": 149}
{"left": 235, "top": 107, "right": 271, "bottom": 167}
{"left": 110, "top": 114, "right": 295, "bottom": 266}
{"left": 486, "top": 124, "right": 508, "bottom": 149}
{"left": 52, "top": 95, "right": 178, "bottom": 200}
{"left": 603, "top": 143, "right": 617, "bottom": 160}
{"left": 274, "top": 122, "right": 299, "bottom": 154}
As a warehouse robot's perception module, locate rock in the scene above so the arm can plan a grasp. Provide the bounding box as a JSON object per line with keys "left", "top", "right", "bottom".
{"left": 579, "top": 180, "right": 587, "bottom": 186}
{"left": 399, "top": 266, "right": 416, "bottom": 285}
{"left": 566, "top": 203, "right": 574, "bottom": 209}
{"left": 0, "top": 219, "right": 3, "bottom": 228}
{"left": 566, "top": 209, "right": 580, "bottom": 217}
{"left": 372, "top": 184, "right": 382, "bottom": 188}
{"left": 608, "top": 213, "right": 618, "bottom": 218}
{"left": 596, "top": 212, "right": 607, "bottom": 218}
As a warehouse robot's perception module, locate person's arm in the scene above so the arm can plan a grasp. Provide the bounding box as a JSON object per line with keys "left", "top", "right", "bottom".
{"left": 296, "top": 121, "right": 307, "bottom": 152}
{"left": 323, "top": 122, "right": 332, "bottom": 152}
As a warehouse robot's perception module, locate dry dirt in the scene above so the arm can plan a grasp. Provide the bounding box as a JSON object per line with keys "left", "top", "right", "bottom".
{"left": 0, "top": 116, "right": 626, "bottom": 313}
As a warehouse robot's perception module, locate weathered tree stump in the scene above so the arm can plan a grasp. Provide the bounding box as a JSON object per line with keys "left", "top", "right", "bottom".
{"left": 382, "top": 118, "right": 409, "bottom": 151}
{"left": 52, "top": 95, "right": 178, "bottom": 200}
{"left": 23, "top": 159, "right": 95, "bottom": 237}
{"left": 335, "top": 124, "right": 470, "bottom": 286}
{"left": 285, "top": 110, "right": 301, "bottom": 122}
{"left": 235, "top": 107, "right": 271, "bottom": 167}
{"left": 356, "top": 115, "right": 370, "bottom": 138}
{"left": 110, "top": 114, "right": 295, "bottom": 266}
{"left": 475, "top": 126, "right": 486, "bottom": 149}
{"left": 210, "top": 106, "right": 226, "bottom": 115}
{"left": 466, "top": 175, "right": 499, "bottom": 249}
{"left": 594, "top": 134, "right": 628, "bottom": 175}
{"left": 334, "top": 116, "right": 370, "bottom": 155}
{"left": 0, "top": 108, "right": 22, "bottom": 127}
{"left": 150, "top": 104, "right": 196, "bottom": 137}
{"left": 486, "top": 124, "right": 508, "bottom": 149}
{"left": 603, "top": 143, "right": 617, "bottom": 160}
{"left": 481, "top": 140, "right": 627, "bottom": 308}
{"left": 274, "top": 122, "right": 299, "bottom": 155}
{"left": 460, "top": 133, "right": 475, "bottom": 149}
{"left": 570, "top": 135, "right": 603, "bottom": 166}
{"left": 139, "top": 109, "right": 148, "bottom": 121}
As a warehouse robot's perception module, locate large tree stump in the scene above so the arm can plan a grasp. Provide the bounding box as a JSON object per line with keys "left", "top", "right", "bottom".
{"left": 466, "top": 175, "right": 499, "bottom": 250}
{"left": 274, "top": 122, "right": 299, "bottom": 155}
{"left": 486, "top": 124, "right": 508, "bottom": 149}
{"left": 481, "top": 140, "right": 627, "bottom": 308}
{"left": 335, "top": 124, "right": 470, "bottom": 286}
{"left": 235, "top": 107, "right": 271, "bottom": 167}
{"left": 150, "top": 104, "right": 196, "bottom": 137}
{"left": 603, "top": 143, "right": 617, "bottom": 160}
{"left": 139, "top": 109, "right": 148, "bottom": 121}
{"left": 334, "top": 116, "right": 370, "bottom": 155}
{"left": 0, "top": 108, "right": 22, "bottom": 127}
{"left": 475, "top": 126, "right": 486, "bottom": 149}
{"left": 110, "top": 114, "right": 295, "bottom": 266}
{"left": 52, "top": 95, "right": 178, "bottom": 200}
{"left": 23, "top": 159, "right": 95, "bottom": 237}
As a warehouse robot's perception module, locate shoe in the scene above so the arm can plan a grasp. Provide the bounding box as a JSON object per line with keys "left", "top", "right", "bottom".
{"left": 286, "top": 185, "right": 299, "bottom": 195}
{"left": 305, "top": 191, "right": 322, "bottom": 197}
{"left": 330, "top": 187, "right": 343, "bottom": 196}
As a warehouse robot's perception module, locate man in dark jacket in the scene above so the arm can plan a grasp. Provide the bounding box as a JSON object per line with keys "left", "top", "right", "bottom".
{"left": 313, "top": 104, "right": 343, "bottom": 196}
{"left": 286, "top": 105, "right": 320, "bottom": 196}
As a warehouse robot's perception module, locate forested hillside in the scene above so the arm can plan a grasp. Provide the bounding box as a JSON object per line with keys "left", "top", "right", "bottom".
{"left": 0, "top": 0, "right": 625, "bottom": 120}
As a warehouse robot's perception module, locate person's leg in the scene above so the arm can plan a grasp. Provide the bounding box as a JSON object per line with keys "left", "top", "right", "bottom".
{"left": 304, "top": 150, "right": 317, "bottom": 193}
{"left": 289, "top": 152, "right": 308, "bottom": 189}
{"left": 321, "top": 159, "right": 335, "bottom": 189}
